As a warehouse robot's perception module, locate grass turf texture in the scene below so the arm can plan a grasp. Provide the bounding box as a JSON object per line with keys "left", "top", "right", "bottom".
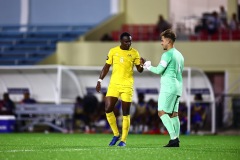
{"left": 0, "top": 133, "right": 239, "bottom": 160}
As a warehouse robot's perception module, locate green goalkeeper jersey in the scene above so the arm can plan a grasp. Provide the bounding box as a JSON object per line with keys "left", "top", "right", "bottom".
{"left": 149, "top": 48, "right": 184, "bottom": 96}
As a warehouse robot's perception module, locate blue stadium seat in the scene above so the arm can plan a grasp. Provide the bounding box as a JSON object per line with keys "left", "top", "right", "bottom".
{"left": 0, "top": 57, "right": 44, "bottom": 65}
{"left": 0, "top": 25, "right": 93, "bottom": 65}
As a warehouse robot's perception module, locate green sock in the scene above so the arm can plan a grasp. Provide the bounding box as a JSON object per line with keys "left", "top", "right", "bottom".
{"left": 160, "top": 114, "right": 176, "bottom": 139}
{"left": 171, "top": 116, "right": 180, "bottom": 138}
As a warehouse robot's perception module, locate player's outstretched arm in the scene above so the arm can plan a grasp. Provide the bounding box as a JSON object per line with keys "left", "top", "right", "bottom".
{"left": 144, "top": 60, "right": 165, "bottom": 75}
{"left": 140, "top": 57, "right": 146, "bottom": 65}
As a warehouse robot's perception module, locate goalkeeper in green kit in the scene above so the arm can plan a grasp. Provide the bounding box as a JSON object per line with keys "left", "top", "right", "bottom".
{"left": 142, "top": 29, "right": 184, "bottom": 147}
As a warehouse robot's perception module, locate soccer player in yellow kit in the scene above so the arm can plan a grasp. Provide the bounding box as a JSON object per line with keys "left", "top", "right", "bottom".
{"left": 96, "top": 32, "right": 144, "bottom": 147}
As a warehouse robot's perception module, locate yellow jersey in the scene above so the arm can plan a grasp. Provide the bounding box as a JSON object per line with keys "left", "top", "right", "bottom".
{"left": 106, "top": 46, "right": 141, "bottom": 87}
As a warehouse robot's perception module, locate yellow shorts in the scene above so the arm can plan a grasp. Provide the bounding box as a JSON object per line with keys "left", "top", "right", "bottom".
{"left": 106, "top": 83, "right": 133, "bottom": 102}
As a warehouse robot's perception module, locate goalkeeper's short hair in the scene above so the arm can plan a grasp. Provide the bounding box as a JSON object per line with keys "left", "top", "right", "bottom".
{"left": 161, "top": 29, "right": 176, "bottom": 42}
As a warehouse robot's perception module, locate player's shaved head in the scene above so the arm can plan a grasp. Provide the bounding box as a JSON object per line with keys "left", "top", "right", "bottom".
{"left": 161, "top": 29, "right": 176, "bottom": 43}
{"left": 120, "top": 32, "right": 131, "bottom": 40}
{"left": 120, "top": 32, "right": 132, "bottom": 50}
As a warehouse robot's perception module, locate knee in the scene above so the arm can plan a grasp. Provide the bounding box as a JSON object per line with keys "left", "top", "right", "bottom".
{"left": 105, "top": 102, "right": 113, "bottom": 113}
{"left": 105, "top": 106, "right": 112, "bottom": 113}
{"left": 158, "top": 110, "right": 165, "bottom": 117}
{"left": 122, "top": 108, "right": 130, "bottom": 116}
{"left": 171, "top": 112, "right": 178, "bottom": 118}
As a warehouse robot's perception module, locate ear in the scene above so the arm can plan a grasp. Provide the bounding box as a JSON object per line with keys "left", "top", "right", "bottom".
{"left": 168, "top": 39, "right": 172, "bottom": 44}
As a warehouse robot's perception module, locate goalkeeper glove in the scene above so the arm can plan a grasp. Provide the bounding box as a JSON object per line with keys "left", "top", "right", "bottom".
{"left": 143, "top": 61, "right": 152, "bottom": 70}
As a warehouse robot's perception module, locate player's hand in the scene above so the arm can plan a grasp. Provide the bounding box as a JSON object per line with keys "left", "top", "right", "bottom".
{"left": 96, "top": 81, "right": 101, "bottom": 93}
{"left": 144, "top": 61, "right": 152, "bottom": 70}
{"left": 140, "top": 57, "right": 146, "bottom": 65}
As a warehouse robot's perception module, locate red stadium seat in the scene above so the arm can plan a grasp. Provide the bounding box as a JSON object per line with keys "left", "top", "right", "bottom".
{"left": 200, "top": 35, "right": 209, "bottom": 41}
{"left": 219, "top": 28, "right": 230, "bottom": 40}
{"left": 221, "top": 33, "right": 230, "bottom": 40}
{"left": 219, "top": 29, "right": 230, "bottom": 41}
{"left": 131, "top": 25, "right": 140, "bottom": 34}
{"left": 198, "top": 30, "right": 209, "bottom": 41}
{"left": 189, "top": 35, "right": 198, "bottom": 41}
{"left": 147, "top": 25, "right": 157, "bottom": 40}
{"left": 121, "top": 24, "right": 140, "bottom": 34}
{"left": 117, "top": 24, "right": 160, "bottom": 41}
{"left": 121, "top": 24, "right": 131, "bottom": 33}
{"left": 231, "top": 30, "right": 240, "bottom": 40}
{"left": 137, "top": 25, "right": 150, "bottom": 40}
{"left": 141, "top": 33, "right": 151, "bottom": 41}
{"left": 140, "top": 25, "right": 150, "bottom": 34}
{"left": 210, "top": 33, "right": 219, "bottom": 41}
{"left": 131, "top": 32, "right": 140, "bottom": 41}
{"left": 111, "top": 31, "right": 120, "bottom": 41}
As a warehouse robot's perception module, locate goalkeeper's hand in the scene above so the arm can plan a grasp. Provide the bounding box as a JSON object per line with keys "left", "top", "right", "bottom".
{"left": 143, "top": 61, "right": 152, "bottom": 70}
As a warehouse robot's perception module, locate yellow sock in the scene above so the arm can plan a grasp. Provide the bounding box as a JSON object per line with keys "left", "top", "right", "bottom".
{"left": 121, "top": 115, "right": 130, "bottom": 143}
{"left": 106, "top": 112, "right": 119, "bottom": 136}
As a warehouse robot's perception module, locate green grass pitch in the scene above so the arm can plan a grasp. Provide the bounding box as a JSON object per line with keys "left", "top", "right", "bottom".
{"left": 0, "top": 133, "right": 239, "bottom": 160}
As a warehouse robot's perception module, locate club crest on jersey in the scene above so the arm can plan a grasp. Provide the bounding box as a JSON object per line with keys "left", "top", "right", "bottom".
{"left": 127, "top": 54, "right": 132, "bottom": 57}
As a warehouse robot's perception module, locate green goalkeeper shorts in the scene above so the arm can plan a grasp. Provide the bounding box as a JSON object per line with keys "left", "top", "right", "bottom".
{"left": 158, "top": 92, "right": 180, "bottom": 113}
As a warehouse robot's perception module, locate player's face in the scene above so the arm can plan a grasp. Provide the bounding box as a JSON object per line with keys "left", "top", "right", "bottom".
{"left": 120, "top": 36, "right": 132, "bottom": 50}
{"left": 160, "top": 36, "right": 170, "bottom": 50}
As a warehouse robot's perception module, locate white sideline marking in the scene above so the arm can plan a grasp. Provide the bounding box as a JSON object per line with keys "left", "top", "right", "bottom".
{"left": 0, "top": 147, "right": 156, "bottom": 153}
{"left": 0, "top": 148, "right": 88, "bottom": 153}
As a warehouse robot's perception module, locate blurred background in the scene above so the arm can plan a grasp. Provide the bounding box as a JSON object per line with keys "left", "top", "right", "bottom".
{"left": 0, "top": 0, "right": 239, "bottom": 135}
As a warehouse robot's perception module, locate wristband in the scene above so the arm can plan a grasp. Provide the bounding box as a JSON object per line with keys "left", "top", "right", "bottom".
{"left": 98, "top": 79, "right": 103, "bottom": 83}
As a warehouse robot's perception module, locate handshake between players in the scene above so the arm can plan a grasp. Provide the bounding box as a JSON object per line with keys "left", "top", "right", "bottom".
{"left": 140, "top": 57, "right": 152, "bottom": 70}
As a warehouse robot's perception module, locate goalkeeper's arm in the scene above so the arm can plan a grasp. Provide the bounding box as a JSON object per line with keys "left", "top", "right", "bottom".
{"left": 144, "top": 60, "right": 166, "bottom": 75}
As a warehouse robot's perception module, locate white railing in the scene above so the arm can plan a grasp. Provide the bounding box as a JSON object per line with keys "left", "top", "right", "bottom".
{"left": 0, "top": 65, "right": 216, "bottom": 133}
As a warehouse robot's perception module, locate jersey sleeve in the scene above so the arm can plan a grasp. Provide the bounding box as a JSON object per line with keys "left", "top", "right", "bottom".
{"left": 134, "top": 50, "right": 141, "bottom": 65}
{"left": 106, "top": 49, "right": 113, "bottom": 65}
{"left": 149, "top": 52, "right": 171, "bottom": 75}
{"left": 160, "top": 52, "right": 171, "bottom": 67}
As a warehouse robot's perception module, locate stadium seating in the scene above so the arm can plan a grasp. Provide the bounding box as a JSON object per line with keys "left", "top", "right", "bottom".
{"left": 112, "top": 24, "right": 240, "bottom": 42}
{"left": 0, "top": 25, "right": 93, "bottom": 65}
{"left": 189, "top": 29, "right": 240, "bottom": 41}
{"left": 111, "top": 24, "right": 159, "bottom": 41}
